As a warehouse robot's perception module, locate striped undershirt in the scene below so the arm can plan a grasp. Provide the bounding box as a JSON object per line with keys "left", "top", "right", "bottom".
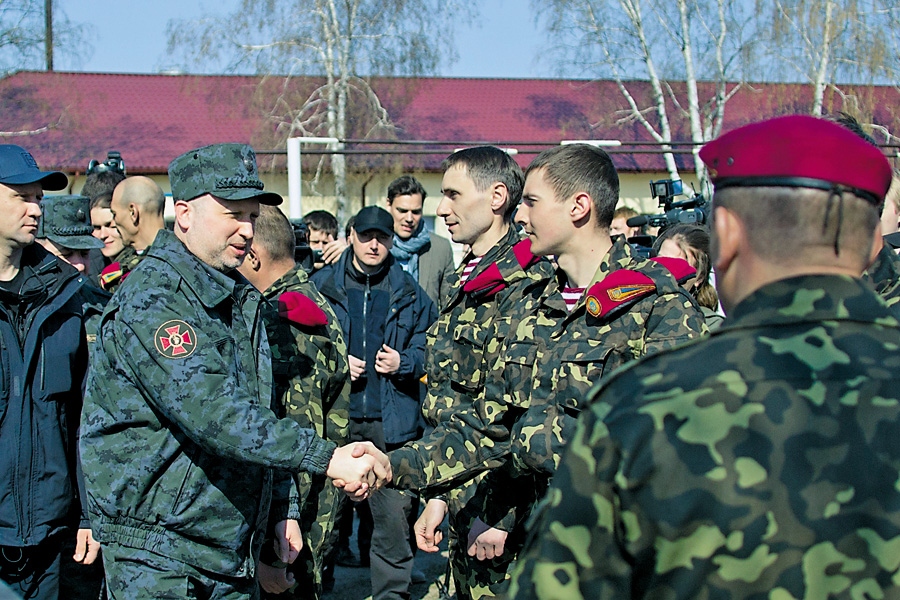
{"left": 461, "top": 255, "right": 484, "bottom": 283}
{"left": 562, "top": 287, "right": 586, "bottom": 312}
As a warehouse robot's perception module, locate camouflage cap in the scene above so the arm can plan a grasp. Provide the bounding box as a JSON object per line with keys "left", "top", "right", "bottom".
{"left": 168, "top": 143, "right": 282, "bottom": 205}
{"left": 37, "top": 195, "right": 105, "bottom": 250}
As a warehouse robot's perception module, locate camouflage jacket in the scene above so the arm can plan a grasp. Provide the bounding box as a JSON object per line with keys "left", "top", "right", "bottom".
{"left": 389, "top": 226, "right": 554, "bottom": 494}
{"left": 262, "top": 265, "right": 350, "bottom": 570}
{"left": 81, "top": 230, "right": 337, "bottom": 578}
{"left": 98, "top": 245, "right": 142, "bottom": 293}
{"left": 76, "top": 283, "right": 111, "bottom": 352}
{"left": 862, "top": 242, "right": 900, "bottom": 310}
{"left": 508, "top": 275, "right": 900, "bottom": 599}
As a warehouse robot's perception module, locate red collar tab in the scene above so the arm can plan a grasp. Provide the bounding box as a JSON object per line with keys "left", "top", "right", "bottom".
{"left": 650, "top": 256, "right": 696, "bottom": 283}
{"left": 462, "top": 261, "right": 506, "bottom": 298}
{"left": 513, "top": 238, "right": 541, "bottom": 270}
{"left": 99, "top": 262, "right": 124, "bottom": 290}
{"left": 278, "top": 291, "right": 329, "bottom": 326}
{"left": 585, "top": 269, "right": 657, "bottom": 318}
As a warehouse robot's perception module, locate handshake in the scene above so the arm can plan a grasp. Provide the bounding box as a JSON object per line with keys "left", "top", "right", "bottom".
{"left": 326, "top": 441, "right": 392, "bottom": 500}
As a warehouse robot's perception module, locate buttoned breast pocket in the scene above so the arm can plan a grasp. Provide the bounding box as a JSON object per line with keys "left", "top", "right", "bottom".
{"left": 450, "top": 322, "right": 491, "bottom": 393}
{"left": 553, "top": 345, "right": 615, "bottom": 417}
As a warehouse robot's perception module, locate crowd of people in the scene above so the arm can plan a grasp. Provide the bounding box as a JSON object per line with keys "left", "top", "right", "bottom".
{"left": 1, "top": 111, "right": 900, "bottom": 600}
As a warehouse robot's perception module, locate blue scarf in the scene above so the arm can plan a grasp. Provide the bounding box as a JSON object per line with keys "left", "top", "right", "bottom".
{"left": 390, "top": 221, "right": 431, "bottom": 282}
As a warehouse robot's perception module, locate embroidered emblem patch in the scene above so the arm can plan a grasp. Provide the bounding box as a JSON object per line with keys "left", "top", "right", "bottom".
{"left": 607, "top": 284, "right": 656, "bottom": 302}
{"left": 585, "top": 295, "right": 602, "bottom": 317}
{"left": 154, "top": 320, "right": 197, "bottom": 359}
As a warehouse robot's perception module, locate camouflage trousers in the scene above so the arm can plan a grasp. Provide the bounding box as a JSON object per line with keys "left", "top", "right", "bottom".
{"left": 103, "top": 546, "right": 258, "bottom": 600}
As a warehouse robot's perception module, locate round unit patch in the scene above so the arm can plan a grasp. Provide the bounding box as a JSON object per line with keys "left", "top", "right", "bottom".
{"left": 154, "top": 320, "right": 197, "bottom": 359}
{"left": 585, "top": 295, "right": 601, "bottom": 317}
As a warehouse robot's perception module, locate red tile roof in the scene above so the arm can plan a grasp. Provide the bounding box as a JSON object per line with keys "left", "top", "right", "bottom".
{"left": 1, "top": 71, "right": 897, "bottom": 174}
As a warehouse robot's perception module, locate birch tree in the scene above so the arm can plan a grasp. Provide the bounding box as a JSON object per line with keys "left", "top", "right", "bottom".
{"left": 167, "top": 0, "right": 466, "bottom": 222}
{"left": 761, "top": 0, "right": 895, "bottom": 116}
{"left": 0, "top": 0, "right": 89, "bottom": 74}
{"left": 538, "top": 0, "right": 753, "bottom": 184}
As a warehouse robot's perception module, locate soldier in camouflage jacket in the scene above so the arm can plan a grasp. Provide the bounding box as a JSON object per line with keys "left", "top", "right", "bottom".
{"left": 385, "top": 147, "right": 553, "bottom": 600}
{"left": 862, "top": 238, "right": 900, "bottom": 311}
{"left": 509, "top": 115, "right": 900, "bottom": 599}
{"left": 81, "top": 144, "right": 390, "bottom": 599}
{"left": 238, "top": 205, "right": 351, "bottom": 599}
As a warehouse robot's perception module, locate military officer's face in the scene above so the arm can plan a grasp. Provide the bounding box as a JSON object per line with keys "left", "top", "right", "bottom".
{"left": 518, "top": 168, "right": 573, "bottom": 257}
{"left": 0, "top": 182, "right": 42, "bottom": 250}
{"left": 109, "top": 187, "right": 136, "bottom": 247}
{"left": 178, "top": 194, "right": 259, "bottom": 272}
{"left": 437, "top": 165, "right": 495, "bottom": 247}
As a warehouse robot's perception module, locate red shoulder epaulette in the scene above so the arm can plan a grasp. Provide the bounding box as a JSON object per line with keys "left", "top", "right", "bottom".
{"left": 278, "top": 291, "right": 329, "bottom": 326}
{"left": 585, "top": 269, "right": 658, "bottom": 319}
{"left": 650, "top": 256, "right": 696, "bottom": 284}
{"left": 99, "top": 262, "right": 124, "bottom": 290}
{"left": 463, "top": 238, "right": 540, "bottom": 298}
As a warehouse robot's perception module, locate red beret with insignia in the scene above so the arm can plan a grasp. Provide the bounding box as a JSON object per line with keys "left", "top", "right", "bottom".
{"left": 699, "top": 115, "right": 892, "bottom": 204}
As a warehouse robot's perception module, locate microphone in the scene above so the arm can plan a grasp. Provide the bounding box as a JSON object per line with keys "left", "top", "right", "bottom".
{"left": 626, "top": 215, "right": 649, "bottom": 227}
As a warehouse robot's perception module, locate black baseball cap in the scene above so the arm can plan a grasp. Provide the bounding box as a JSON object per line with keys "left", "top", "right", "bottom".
{"left": 0, "top": 145, "right": 67, "bottom": 190}
{"left": 353, "top": 206, "right": 394, "bottom": 237}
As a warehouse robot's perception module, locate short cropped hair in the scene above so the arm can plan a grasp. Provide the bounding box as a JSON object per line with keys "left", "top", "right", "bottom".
{"left": 614, "top": 206, "right": 639, "bottom": 221}
{"left": 253, "top": 205, "right": 295, "bottom": 263}
{"left": 302, "top": 210, "right": 339, "bottom": 240}
{"left": 714, "top": 186, "right": 879, "bottom": 271}
{"left": 387, "top": 175, "right": 427, "bottom": 203}
{"left": 91, "top": 191, "right": 113, "bottom": 210}
{"left": 442, "top": 147, "right": 524, "bottom": 221}
{"left": 525, "top": 144, "right": 619, "bottom": 228}
{"left": 82, "top": 170, "right": 125, "bottom": 202}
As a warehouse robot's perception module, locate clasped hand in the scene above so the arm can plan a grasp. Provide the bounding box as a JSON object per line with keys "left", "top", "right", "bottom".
{"left": 327, "top": 441, "right": 392, "bottom": 501}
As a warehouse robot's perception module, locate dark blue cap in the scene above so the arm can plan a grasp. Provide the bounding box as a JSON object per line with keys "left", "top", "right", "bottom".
{"left": 0, "top": 145, "right": 67, "bottom": 190}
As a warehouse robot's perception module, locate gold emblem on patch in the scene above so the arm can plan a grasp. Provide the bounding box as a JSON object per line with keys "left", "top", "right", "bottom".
{"left": 607, "top": 284, "right": 655, "bottom": 302}
{"left": 586, "top": 295, "right": 601, "bottom": 317}
{"left": 154, "top": 320, "right": 197, "bottom": 359}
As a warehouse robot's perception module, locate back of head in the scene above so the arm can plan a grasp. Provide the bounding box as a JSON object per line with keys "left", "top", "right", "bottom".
{"left": 82, "top": 170, "right": 125, "bottom": 202}
{"left": 116, "top": 176, "right": 166, "bottom": 218}
{"left": 442, "top": 146, "right": 524, "bottom": 221}
{"left": 525, "top": 144, "right": 619, "bottom": 228}
{"left": 701, "top": 115, "right": 891, "bottom": 274}
{"left": 254, "top": 205, "right": 295, "bottom": 263}
{"left": 387, "top": 175, "right": 427, "bottom": 203}
{"left": 302, "top": 210, "right": 339, "bottom": 239}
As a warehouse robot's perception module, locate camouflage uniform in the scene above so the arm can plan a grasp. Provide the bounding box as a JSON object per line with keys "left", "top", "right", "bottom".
{"left": 463, "top": 240, "right": 706, "bottom": 598}
{"left": 508, "top": 275, "right": 900, "bottom": 599}
{"left": 77, "top": 283, "right": 111, "bottom": 351}
{"left": 81, "top": 230, "right": 337, "bottom": 597}
{"left": 862, "top": 242, "right": 900, "bottom": 310}
{"left": 389, "top": 226, "right": 554, "bottom": 599}
{"left": 98, "top": 245, "right": 141, "bottom": 293}
{"left": 261, "top": 265, "right": 350, "bottom": 600}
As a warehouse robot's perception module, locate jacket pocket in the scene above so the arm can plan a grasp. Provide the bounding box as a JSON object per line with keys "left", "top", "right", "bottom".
{"left": 501, "top": 340, "right": 538, "bottom": 408}
{"left": 553, "top": 345, "right": 615, "bottom": 417}
{"left": 450, "top": 322, "right": 490, "bottom": 393}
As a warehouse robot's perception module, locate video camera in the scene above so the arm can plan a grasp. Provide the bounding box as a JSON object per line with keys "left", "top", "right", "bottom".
{"left": 291, "top": 220, "right": 315, "bottom": 273}
{"left": 87, "top": 151, "right": 126, "bottom": 177}
{"left": 626, "top": 179, "right": 708, "bottom": 231}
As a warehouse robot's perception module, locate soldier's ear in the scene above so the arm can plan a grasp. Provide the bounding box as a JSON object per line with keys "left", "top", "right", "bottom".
{"left": 173, "top": 199, "right": 193, "bottom": 233}
{"left": 489, "top": 182, "right": 509, "bottom": 214}
{"left": 712, "top": 206, "right": 740, "bottom": 273}
{"left": 570, "top": 192, "right": 591, "bottom": 223}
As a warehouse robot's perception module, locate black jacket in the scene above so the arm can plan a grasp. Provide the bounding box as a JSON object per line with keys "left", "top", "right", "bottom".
{"left": 312, "top": 252, "right": 437, "bottom": 444}
{"left": 0, "top": 244, "right": 86, "bottom": 546}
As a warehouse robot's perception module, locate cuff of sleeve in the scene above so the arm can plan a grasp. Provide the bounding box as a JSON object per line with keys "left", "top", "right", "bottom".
{"left": 270, "top": 499, "right": 302, "bottom": 522}
{"left": 299, "top": 436, "right": 338, "bottom": 476}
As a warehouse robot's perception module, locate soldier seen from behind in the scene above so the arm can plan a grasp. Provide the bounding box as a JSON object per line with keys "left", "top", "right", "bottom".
{"left": 238, "top": 205, "right": 351, "bottom": 600}
{"left": 508, "top": 115, "right": 900, "bottom": 598}
{"left": 80, "top": 143, "right": 392, "bottom": 599}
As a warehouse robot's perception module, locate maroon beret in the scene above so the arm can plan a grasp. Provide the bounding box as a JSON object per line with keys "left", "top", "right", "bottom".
{"left": 700, "top": 115, "right": 892, "bottom": 204}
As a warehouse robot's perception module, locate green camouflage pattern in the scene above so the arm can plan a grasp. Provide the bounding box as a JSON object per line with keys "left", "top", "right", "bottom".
{"left": 261, "top": 265, "right": 350, "bottom": 599}
{"left": 508, "top": 274, "right": 900, "bottom": 599}
{"left": 459, "top": 239, "right": 705, "bottom": 598}
{"left": 862, "top": 242, "right": 900, "bottom": 310}
{"left": 389, "top": 227, "right": 553, "bottom": 496}
{"left": 75, "top": 282, "right": 111, "bottom": 352}
{"left": 35, "top": 194, "right": 104, "bottom": 250}
{"left": 81, "top": 230, "right": 337, "bottom": 579}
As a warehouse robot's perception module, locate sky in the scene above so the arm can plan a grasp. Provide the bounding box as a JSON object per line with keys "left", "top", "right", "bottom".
{"left": 61, "top": 0, "right": 561, "bottom": 79}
